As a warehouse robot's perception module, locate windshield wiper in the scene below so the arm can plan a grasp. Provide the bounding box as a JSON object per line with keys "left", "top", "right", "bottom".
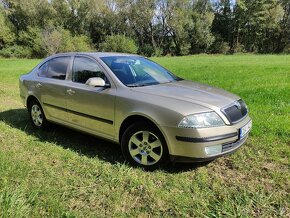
{"left": 127, "top": 83, "right": 149, "bottom": 87}
{"left": 127, "top": 82, "right": 158, "bottom": 87}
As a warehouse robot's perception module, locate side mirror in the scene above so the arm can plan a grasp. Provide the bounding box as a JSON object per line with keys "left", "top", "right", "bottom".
{"left": 85, "top": 77, "right": 110, "bottom": 88}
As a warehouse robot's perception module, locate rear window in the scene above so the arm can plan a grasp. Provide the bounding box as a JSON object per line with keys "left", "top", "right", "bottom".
{"left": 38, "top": 56, "right": 70, "bottom": 80}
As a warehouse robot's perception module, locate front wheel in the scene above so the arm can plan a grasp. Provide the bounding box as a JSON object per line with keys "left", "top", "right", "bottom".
{"left": 121, "top": 122, "right": 169, "bottom": 169}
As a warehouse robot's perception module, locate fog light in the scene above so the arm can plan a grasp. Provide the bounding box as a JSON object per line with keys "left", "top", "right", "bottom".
{"left": 205, "top": 145, "right": 222, "bottom": 156}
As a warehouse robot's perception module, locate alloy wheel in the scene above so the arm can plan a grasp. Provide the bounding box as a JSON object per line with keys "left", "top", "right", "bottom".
{"left": 31, "top": 104, "right": 43, "bottom": 127}
{"left": 128, "top": 131, "right": 163, "bottom": 166}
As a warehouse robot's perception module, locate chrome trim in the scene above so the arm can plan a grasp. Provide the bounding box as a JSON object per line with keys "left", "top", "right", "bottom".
{"left": 220, "top": 99, "right": 248, "bottom": 124}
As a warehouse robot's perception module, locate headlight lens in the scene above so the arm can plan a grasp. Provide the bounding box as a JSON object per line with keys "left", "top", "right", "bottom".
{"left": 178, "top": 112, "right": 225, "bottom": 128}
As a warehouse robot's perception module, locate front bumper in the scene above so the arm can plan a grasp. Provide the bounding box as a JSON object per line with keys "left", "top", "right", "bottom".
{"left": 161, "top": 115, "right": 252, "bottom": 162}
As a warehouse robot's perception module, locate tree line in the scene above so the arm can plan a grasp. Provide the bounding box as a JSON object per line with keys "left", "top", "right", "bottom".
{"left": 0, "top": 0, "right": 289, "bottom": 58}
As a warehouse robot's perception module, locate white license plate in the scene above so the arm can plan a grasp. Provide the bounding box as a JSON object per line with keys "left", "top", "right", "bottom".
{"left": 239, "top": 120, "right": 252, "bottom": 139}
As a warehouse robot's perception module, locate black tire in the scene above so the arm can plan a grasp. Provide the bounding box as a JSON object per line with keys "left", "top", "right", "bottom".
{"left": 28, "top": 99, "right": 49, "bottom": 129}
{"left": 121, "top": 122, "right": 169, "bottom": 170}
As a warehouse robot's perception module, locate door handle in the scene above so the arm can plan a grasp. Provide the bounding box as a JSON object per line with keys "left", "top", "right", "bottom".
{"left": 67, "top": 89, "right": 75, "bottom": 95}
{"left": 36, "top": 83, "right": 42, "bottom": 88}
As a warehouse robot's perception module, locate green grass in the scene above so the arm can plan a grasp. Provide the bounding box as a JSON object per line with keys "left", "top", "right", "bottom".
{"left": 0, "top": 55, "right": 289, "bottom": 217}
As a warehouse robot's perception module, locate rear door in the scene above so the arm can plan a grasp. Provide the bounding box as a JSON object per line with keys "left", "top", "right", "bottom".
{"left": 35, "top": 56, "right": 71, "bottom": 122}
{"left": 65, "top": 56, "right": 115, "bottom": 138}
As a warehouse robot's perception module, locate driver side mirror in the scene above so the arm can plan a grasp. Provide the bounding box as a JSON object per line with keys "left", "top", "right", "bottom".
{"left": 85, "top": 77, "right": 110, "bottom": 88}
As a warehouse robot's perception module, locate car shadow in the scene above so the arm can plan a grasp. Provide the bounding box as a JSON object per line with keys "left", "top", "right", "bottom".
{"left": 0, "top": 108, "right": 211, "bottom": 173}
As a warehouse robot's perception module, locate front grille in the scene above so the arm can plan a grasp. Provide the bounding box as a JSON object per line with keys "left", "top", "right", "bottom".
{"left": 222, "top": 99, "right": 248, "bottom": 124}
{"left": 222, "top": 141, "right": 238, "bottom": 152}
{"left": 222, "top": 135, "right": 247, "bottom": 152}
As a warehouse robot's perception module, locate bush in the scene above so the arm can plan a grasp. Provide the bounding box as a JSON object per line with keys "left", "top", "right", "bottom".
{"left": 0, "top": 45, "right": 32, "bottom": 58}
{"left": 73, "top": 35, "right": 93, "bottom": 52}
{"left": 180, "top": 44, "right": 190, "bottom": 56}
{"left": 59, "top": 31, "right": 92, "bottom": 53}
{"left": 138, "top": 45, "right": 164, "bottom": 57}
{"left": 138, "top": 44, "right": 155, "bottom": 57}
{"left": 42, "top": 28, "right": 63, "bottom": 55}
{"left": 232, "top": 42, "right": 245, "bottom": 53}
{"left": 153, "top": 47, "right": 163, "bottom": 57}
{"left": 210, "top": 40, "right": 230, "bottom": 54}
{"left": 59, "top": 29, "right": 75, "bottom": 53}
{"left": 18, "top": 27, "right": 46, "bottom": 58}
{"left": 283, "top": 44, "right": 290, "bottom": 54}
{"left": 100, "top": 35, "right": 138, "bottom": 54}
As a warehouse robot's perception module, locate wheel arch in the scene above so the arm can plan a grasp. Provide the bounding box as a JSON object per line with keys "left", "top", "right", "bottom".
{"left": 118, "top": 114, "right": 170, "bottom": 152}
{"left": 26, "top": 95, "right": 41, "bottom": 109}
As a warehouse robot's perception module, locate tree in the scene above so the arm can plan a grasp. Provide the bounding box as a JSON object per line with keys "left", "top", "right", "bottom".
{"left": 1, "top": 0, "right": 290, "bottom": 57}
{"left": 212, "top": 0, "right": 234, "bottom": 51}
{"left": 278, "top": 0, "right": 290, "bottom": 52}
{"left": 51, "top": 0, "right": 95, "bottom": 35}
{"left": 0, "top": 6, "right": 15, "bottom": 49}
{"left": 125, "top": 0, "right": 156, "bottom": 48}
{"left": 88, "top": 0, "right": 130, "bottom": 48}
{"left": 155, "top": 0, "right": 193, "bottom": 55}
{"left": 232, "top": 0, "right": 283, "bottom": 53}
{"left": 2, "top": 0, "right": 52, "bottom": 32}
{"left": 188, "top": 0, "right": 215, "bottom": 53}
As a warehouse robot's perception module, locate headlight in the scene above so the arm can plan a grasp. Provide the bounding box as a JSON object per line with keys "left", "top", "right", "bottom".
{"left": 178, "top": 112, "right": 225, "bottom": 128}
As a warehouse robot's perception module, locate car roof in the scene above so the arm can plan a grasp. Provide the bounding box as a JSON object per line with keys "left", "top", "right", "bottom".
{"left": 49, "top": 52, "right": 140, "bottom": 59}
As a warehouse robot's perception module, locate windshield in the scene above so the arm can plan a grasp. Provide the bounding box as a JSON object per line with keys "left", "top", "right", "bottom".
{"left": 100, "top": 56, "right": 182, "bottom": 87}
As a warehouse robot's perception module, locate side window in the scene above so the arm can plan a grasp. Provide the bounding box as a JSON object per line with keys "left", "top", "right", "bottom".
{"left": 72, "top": 56, "right": 107, "bottom": 84}
{"left": 38, "top": 56, "right": 70, "bottom": 80}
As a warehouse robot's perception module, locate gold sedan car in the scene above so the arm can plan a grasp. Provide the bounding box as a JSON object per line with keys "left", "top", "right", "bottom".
{"left": 19, "top": 52, "right": 252, "bottom": 169}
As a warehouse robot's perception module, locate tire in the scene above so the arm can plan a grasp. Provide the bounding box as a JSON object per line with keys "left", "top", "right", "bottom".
{"left": 121, "top": 122, "right": 169, "bottom": 170}
{"left": 28, "top": 99, "right": 49, "bottom": 129}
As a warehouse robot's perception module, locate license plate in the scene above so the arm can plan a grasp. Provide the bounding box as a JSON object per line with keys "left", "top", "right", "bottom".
{"left": 239, "top": 120, "right": 252, "bottom": 139}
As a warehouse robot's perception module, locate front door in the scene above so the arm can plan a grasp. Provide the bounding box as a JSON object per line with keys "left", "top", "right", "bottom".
{"left": 65, "top": 56, "right": 115, "bottom": 138}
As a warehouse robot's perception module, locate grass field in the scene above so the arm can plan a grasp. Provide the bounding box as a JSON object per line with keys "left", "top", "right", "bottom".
{"left": 0, "top": 55, "right": 289, "bottom": 217}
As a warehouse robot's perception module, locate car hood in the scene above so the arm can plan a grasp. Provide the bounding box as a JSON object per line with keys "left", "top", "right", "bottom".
{"left": 131, "top": 80, "right": 240, "bottom": 110}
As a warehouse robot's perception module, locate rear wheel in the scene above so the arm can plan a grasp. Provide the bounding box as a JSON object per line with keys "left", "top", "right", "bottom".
{"left": 121, "top": 122, "right": 169, "bottom": 169}
{"left": 28, "top": 99, "right": 49, "bottom": 129}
